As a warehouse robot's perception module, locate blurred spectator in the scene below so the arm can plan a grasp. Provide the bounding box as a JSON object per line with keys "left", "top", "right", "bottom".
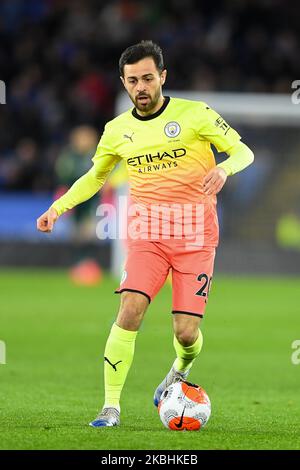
{"left": 276, "top": 212, "right": 300, "bottom": 251}
{"left": 1, "top": 138, "right": 42, "bottom": 190}
{"left": 54, "top": 125, "right": 99, "bottom": 241}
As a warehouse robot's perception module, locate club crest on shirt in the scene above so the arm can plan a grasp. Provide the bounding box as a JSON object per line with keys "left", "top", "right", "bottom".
{"left": 164, "top": 121, "right": 181, "bottom": 138}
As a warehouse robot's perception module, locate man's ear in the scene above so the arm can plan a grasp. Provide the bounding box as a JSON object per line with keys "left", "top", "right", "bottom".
{"left": 120, "top": 76, "right": 125, "bottom": 87}
{"left": 161, "top": 69, "right": 167, "bottom": 86}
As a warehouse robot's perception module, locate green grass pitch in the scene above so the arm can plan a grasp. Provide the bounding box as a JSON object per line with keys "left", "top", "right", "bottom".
{"left": 0, "top": 269, "right": 300, "bottom": 450}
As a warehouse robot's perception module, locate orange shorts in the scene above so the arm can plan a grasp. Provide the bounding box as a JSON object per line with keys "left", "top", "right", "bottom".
{"left": 115, "top": 240, "right": 216, "bottom": 317}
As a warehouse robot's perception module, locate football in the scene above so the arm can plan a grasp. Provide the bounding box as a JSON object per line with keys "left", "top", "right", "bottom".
{"left": 158, "top": 381, "right": 211, "bottom": 431}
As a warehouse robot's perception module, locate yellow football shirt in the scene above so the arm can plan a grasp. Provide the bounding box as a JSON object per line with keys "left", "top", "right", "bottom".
{"left": 52, "top": 97, "right": 242, "bottom": 246}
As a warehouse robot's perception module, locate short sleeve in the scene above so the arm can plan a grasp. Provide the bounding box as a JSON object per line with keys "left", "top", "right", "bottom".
{"left": 197, "top": 103, "right": 241, "bottom": 153}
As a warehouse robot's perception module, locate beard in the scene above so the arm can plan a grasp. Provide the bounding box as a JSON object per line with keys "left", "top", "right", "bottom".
{"left": 130, "top": 87, "right": 162, "bottom": 114}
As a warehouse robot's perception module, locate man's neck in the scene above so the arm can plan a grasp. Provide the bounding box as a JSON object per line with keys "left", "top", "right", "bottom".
{"left": 136, "top": 95, "right": 165, "bottom": 117}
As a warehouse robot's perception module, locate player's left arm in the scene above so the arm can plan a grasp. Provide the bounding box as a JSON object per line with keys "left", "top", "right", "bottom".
{"left": 203, "top": 141, "right": 254, "bottom": 195}
{"left": 199, "top": 104, "right": 254, "bottom": 195}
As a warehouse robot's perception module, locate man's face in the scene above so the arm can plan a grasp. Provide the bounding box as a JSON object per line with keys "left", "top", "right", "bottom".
{"left": 121, "top": 57, "right": 167, "bottom": 114}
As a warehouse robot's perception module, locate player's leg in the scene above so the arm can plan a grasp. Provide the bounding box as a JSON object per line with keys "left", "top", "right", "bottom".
{"left": 90, "top": 241, "right": 170, "bottom": 427}
{"left": 153, "top": 314, "right": 203, "bottom": 406}
{"left": 172, "top": 313, "right": 203, "bottom": 373}
{"left": 171, "top": 246, "right": 215, "bottom": 378}
{"left": 153, "top": 245, "right": 215, "bottom": 406}
{"left": 103, "top": 291, "right": 149, "bottom": 410}
{"left": 90, "top": 292, "right": 149, "bottom": 427}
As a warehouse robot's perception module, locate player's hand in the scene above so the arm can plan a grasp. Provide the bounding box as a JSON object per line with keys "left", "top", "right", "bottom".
{"left": 36, "top": 207, "right": 59, "bottom": 233}
{"left": 203, "top": 167, "right": 228, "bottom": 196}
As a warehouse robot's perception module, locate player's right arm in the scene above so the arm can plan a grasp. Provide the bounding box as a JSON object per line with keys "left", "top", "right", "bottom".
{"left": 37, "top": 126, "right": 121, "bottom": 233}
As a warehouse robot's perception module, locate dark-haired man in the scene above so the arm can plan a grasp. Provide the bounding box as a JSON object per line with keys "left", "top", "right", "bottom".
{"left": 37, "top": 40, "right": 254, "bottom": 427}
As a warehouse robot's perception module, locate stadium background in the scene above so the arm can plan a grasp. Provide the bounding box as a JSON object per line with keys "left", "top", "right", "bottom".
{"left": 1, "top": 0, "right": 300, "bottom": 450}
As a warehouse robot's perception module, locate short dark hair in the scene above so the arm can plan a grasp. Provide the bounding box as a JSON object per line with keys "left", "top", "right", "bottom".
{"left": 119, "top": 40, "right": 164, "bottom": 77}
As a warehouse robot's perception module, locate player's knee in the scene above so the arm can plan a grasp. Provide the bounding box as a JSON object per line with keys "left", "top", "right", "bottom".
{"left": 175, "top": 328, "right": 198, "bottom": 347}
{"left": 120, "top": 291, "right": 148, "bottom": 313}
{"left": 116, "top": 291, "right": 148, "bottom": 330}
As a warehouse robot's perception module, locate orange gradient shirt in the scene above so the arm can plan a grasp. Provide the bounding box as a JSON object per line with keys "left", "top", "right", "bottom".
{"left": 91, "top": 97, "right": 241, "bottom": 246}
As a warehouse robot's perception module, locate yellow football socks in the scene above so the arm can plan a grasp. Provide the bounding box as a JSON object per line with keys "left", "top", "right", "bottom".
{"left": 103, "top": 323, "right": 138, "bottom": 410}
{"left": 173, "top": 329, "right": 203, "bottom": 373}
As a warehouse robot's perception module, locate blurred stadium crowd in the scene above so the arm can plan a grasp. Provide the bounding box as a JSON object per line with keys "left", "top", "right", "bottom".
{"left": 0, "top": 0, "right": 299, "bottom": 192}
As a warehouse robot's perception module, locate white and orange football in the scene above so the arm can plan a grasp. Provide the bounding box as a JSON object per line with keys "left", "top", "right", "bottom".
{"left": 158, "top": 381, "right": 211, "bottom": 431}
